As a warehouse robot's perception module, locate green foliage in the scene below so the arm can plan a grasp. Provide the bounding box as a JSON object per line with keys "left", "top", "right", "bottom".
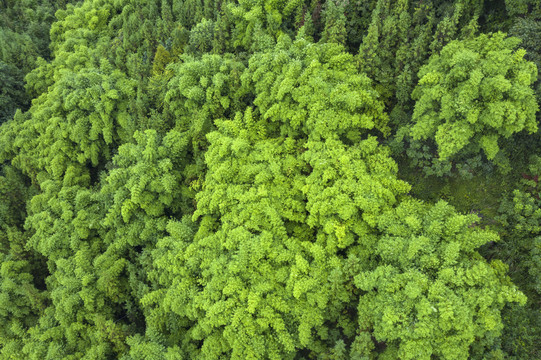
{"left": 358, "top": 0, "right": 482, "bottom": 130}
{"left": 490, "top": 155, "right": 541, "bottom": 359}
{"left": 186, "top": 18, "right": 216, "bottom": 55}
{"left": 0, "top": 165, "right": 44, "bottom": 358}
{"left": 509, "top": 13, "right": 541, "bottom": 112}
{"left": 410, "top": 32, "right": 539, "bottom": 165}
{"left": 504, "top": 0, "right": 540, "bottom": 16}
{"left": 358, "top": 0, "right": 435, "bottom": 116}
{"left": 20, "top": 174, "right": 125, "bottom": 358}
{"left": 0, "top": 61, "right": 27, "bottom": 124}
{"left": 342, "top": 0, "right": 378, "bottom": 51}
{"left": 144, "top": 37, "right": 409, "bottom": 358}
{"left": 149, "top": 133, "right": 402, "bottom": 357}
{"left": 321, "top": 0, "right": 347, "bottom": 46}
{"left": 101, "top": 128, "right": 188, "bottom": 223}
{"left": 246, "top": 35, "right": 390, "bottom": 139}
{"left": 355, "top": 200, "right": 525, "bottom": 359}
{"left": 0, "top": 0, "right": 79, "bottom": 123}
{"left": 172, "top": 0, "right": 221, "bottom": 29}
{"left": 163, "top": 53, "right": 247, "bottom": 181}
{"left": 227, "top": 0, "right": 309, "bottom": 50}
{"left": 4, "top": 59, "right": 136, "bottom": 180}
{"left": 0, "top": 0, "right": 539, "bottom": 359}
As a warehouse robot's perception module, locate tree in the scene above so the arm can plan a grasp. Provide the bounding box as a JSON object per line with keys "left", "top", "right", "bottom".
{"left": 0, "top": 165, "right": 44, "bottom": 359}
{"left": 354, "top": 199, "right": 525, "bottom": 359}
{"left": 409, "top": 32, "right": 538, "bottom": 167}
{"left": 321, "top": 0, "right": 347, "bottom": 46}
{"left": 0, "top": 61, "right": 27, "bottom": 124}
{"left": 491, "top": 155, "right": 541, "bottom": 359}
{"left": 358, "top": 0, "right": 482, "bottom": 131}
{"left": 0, "top": 0, "right": 79, "bottom": 123}
{"left": 186, "top": 18, "right": 216, "bottom": 55}
{"left": 504, "top": 0, "right": 540, "bottom": 17}
{"left": 2, "top": 59, "right": 136, "bottom": 181}
{"left": 509, "top": 11, "right": 541, "bottom": 117}
{"left": 227, "top": 0, "right": 308, "bottom": 50}
{"left": 143, "top": 36, "right": 410, "bottom": 358}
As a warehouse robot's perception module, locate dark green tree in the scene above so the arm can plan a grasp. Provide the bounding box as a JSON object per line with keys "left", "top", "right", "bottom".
{"left": 490, "top": 155, "right": 541, "bottom": 359}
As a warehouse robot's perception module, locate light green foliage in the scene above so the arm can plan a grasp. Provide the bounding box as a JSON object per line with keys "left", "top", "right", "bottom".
{"left": 246, "top": 36, "right": 390, "bottom": 138}
{"left": 145, "top": 37, "right": 409, "bottom": 358}
{"left": 103, "top": 129, "right": 187, "bottom": 221}
{"left": 355, "top": 200, "right": 525, "bottom": 359}
{"left": 13, "top": 127, "right": 189, "bottom": 358}
{"left": 92, "top": 128, "right": 191, "bottom": 355}
{"left": 151, "top": 45, "right": 172, "bottom": 77}
{"left": 411, "top": 32, "right": 539, "bottom": 162}
{"left": 163, "top": 53, "right": 247, "bottom": 182}
{"left": 148, "top": 131, "right": 405, "bottom": 358}
{"left": 4, "top": 59, "right": 136, "bottom": 180}
{"left": 0, "top": 165, "right": 44, "bottom": 358}
{"left": 120, "top": 334, "right": 184, "bottom": 360}
{"left": 227, "top": 0, "right": 309, "bottom": 50}
{"left": 165, "top": 54, "right": 246, "bottom": 132}
{"left": 186, "top": 18, "right": 216, "bottom": 55}
{"left": 20, "top": 173, "right": 126, "bottom": 358}
{"left": 0, "top": 3, "right": 186, "bottom": 357}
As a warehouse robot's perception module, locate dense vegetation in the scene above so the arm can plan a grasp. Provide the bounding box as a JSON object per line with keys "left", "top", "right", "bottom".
{"left": 0, "top": 0, "right": 540, "bottom": 358}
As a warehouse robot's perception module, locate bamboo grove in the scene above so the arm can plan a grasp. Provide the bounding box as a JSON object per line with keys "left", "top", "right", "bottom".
{"left": 0, "top": 0, "right": 540, "bottom": 359}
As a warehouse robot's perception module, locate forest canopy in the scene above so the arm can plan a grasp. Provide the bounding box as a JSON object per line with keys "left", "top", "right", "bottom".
{"left": 0, "top": 0, "right": 540, "bottom": 359}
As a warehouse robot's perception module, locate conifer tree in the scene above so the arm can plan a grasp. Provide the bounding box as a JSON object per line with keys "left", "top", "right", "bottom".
{"left": 0, "top": 0, "right": 79, "bottom": 123}
{"left": 321, "top": 0, "right": 347, "bottom": 46}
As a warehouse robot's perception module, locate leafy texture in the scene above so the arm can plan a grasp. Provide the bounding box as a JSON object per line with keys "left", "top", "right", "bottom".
{"left": 355, "top": 200, "right": 525, "bottom": 359}
{"left": 410, "top": 32, "right": 538, "bottom": 164}
{"left": 0, "top": 1, "right": 538, "bottom": 359}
